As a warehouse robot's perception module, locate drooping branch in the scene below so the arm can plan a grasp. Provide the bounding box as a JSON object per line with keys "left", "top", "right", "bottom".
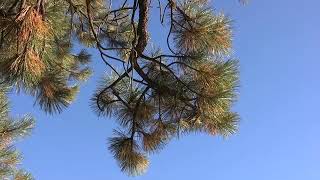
{"left": 0, "top": 0, "right": 237, "bottom": 175}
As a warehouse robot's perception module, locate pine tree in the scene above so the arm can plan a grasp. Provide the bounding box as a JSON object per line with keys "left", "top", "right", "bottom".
{"left": 0, "top": 85, "right": 34, "bottom": 180}
{"left": 1, "top": 0, "right": 241, "bottom": 176}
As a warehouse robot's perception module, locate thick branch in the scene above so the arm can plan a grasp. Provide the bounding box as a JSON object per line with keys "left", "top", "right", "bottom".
{"left": 134, "top": 0, "right": 149, "bottom": 55}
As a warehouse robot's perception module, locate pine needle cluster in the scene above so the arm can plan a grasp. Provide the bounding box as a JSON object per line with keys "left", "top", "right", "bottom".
{"left": 0, "top": 86, "right": 34, "bottom": 180}
{"left": 0, "top": 0, "right": 92, "bottom": 113}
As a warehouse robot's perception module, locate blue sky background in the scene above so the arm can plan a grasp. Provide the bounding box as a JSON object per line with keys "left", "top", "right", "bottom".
{"left": 9, "top": 0, "right": 320, "bottom": 179}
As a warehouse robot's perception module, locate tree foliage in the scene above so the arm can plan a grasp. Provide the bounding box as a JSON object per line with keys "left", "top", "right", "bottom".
{"left": 0, "top": 86, "right": 34, "bottom": 180}
{"left": 0, "top": 0, "right": 240, "bottom": 176}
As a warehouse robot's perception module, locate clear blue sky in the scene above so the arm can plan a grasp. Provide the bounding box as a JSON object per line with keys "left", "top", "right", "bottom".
{"left": 10, "top": 0, "right": 320, "bottom": 179}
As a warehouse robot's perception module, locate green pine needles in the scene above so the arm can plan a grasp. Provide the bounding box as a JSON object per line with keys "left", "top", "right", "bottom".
{"left": 0, "top": 0, "right": 92, "bottom": 113}
{"left": 0, "top": 86, "right": 34, "bottom": 180}
{"left": 0, "top": 0, "right": 241, "bottom": 176}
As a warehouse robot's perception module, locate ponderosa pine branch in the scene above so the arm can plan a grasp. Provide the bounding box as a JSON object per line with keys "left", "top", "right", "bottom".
{"left": 0, "top": 0, "right": 241, "bottom": 176}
